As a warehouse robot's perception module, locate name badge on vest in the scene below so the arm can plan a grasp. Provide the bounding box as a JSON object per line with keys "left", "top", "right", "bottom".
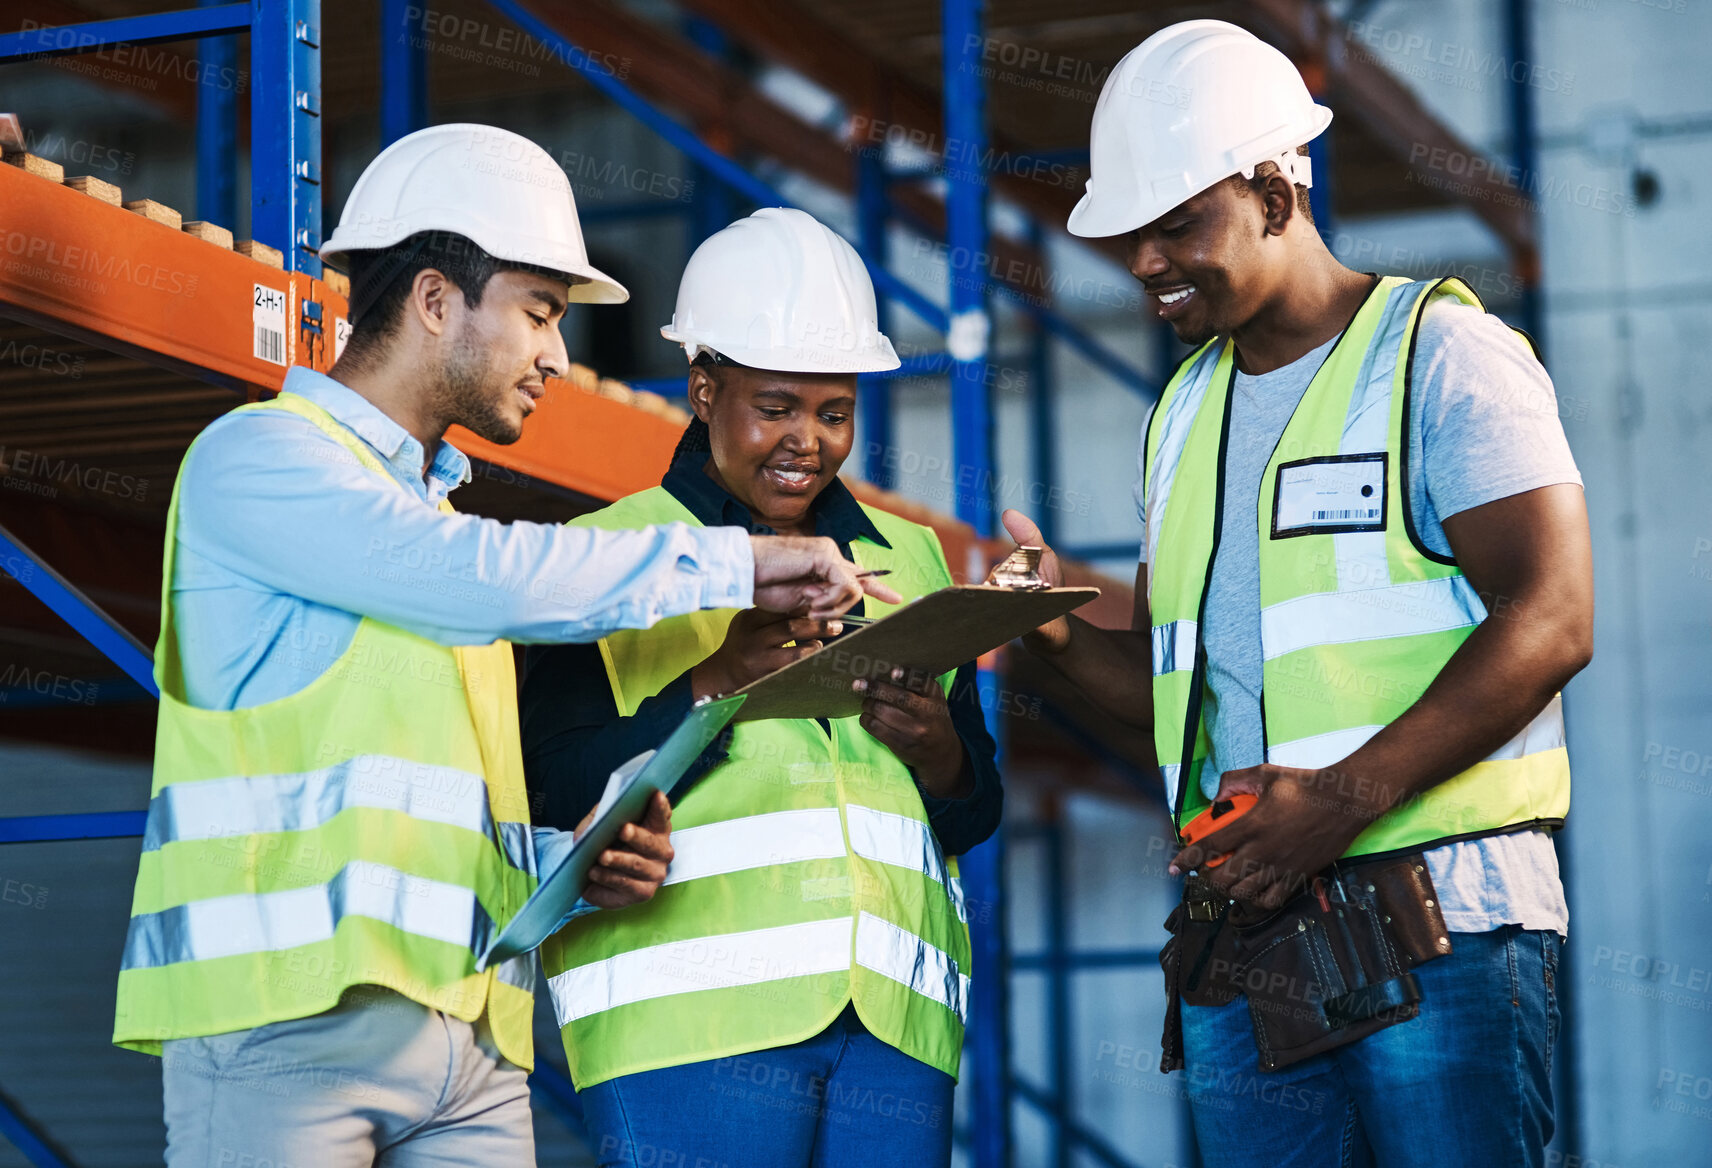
{"left": 1272, "top": 453, "right": 1387, "bottom": 538}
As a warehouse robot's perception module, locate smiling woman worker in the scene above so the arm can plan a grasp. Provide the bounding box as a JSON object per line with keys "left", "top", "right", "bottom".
{"left": 520, "top": 207, "right": 1001, "bottom": 1168}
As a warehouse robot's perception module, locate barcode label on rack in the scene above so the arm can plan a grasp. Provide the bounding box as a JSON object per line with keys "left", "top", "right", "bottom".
{"left": 254, "top": 324, "right": 285, "bottom": 364}
{"left": 253, "top": 283, "right": 288, "bottom": 366}
{"left": 1312, "top": 508, "right": 1380, "bottom": 521}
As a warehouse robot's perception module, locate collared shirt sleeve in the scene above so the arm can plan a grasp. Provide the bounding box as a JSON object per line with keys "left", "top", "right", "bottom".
{"left": 519, "top": 643, "right": 727, "bottom": 830}
{"left": 917, "top": 662, "right": 1003, "bottom": 857}
{"left": 177, "top": 409, "right": 754, "bottom": 646}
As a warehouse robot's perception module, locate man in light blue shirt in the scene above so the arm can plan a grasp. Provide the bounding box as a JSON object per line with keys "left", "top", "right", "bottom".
{"left": 152, "top": 124, "right": 896, "bottom": 1167}
{"left": 173, "top": 365, "right": 769, "bottom": 711}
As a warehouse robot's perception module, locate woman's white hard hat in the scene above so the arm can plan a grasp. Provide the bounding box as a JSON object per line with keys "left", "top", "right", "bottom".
{"left": 321, "top": 123, "right": 628, "bottom": 304}
{"left": 662, "top": 207, "right": 900, "bottom": 374}
{"left": 1068, "top": 20, "right": 1332, "bottom": 239}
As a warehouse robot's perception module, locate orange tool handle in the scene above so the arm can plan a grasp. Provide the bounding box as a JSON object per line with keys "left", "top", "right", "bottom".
{"left": 1179, "top": 792, "right": 1258, "bottom": 869}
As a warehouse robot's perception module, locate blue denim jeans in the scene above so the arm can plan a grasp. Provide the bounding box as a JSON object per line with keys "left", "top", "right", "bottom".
{"left": 578, "top": 1005, "right": 955, "bottom": 1168}
{"left": 1181, "top": 925, "right": 1562, "bottom": 1168}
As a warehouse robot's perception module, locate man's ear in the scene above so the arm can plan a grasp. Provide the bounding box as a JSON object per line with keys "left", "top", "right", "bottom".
{"left": 686, "top": 364, "right": 717, "bottom": 424}
{"left": 407, "top": 268, "right": 455, "bottom": 337}
{"left": 1261, "top": 173, "right": 1297, "bottom": 238}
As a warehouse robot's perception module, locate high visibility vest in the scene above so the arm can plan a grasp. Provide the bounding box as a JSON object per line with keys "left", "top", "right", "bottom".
{"left": 113, "top": 392, "right": 540, "bottom": 1070}
{"left": 1145, "top": 276, "right": 1571, "bottom": 857}
{"left": 540, "top": 486, "right": 972, "bottom": 1089}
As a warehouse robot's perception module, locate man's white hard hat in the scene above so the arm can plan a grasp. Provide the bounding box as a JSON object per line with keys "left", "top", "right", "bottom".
{"left": 661, "top": 207, "right": 900, "bottom": 374}
{"left": 321, "top": 123, "right": 628, "bottom": 304}
{"left": 1068, "top": 20, "right": 1332, "bottom": 238}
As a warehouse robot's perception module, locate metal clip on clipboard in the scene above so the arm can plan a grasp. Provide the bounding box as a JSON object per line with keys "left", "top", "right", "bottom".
{"left": 986, "top": 545, "right": 1052, "bottom": 590}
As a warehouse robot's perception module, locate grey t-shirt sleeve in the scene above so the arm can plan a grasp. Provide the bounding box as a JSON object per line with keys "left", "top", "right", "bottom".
{"left": 1135, "top": 401, "right": 1156, "bottom": 563}
{"left": 1409, "top": 300, "right": 1584, "bottom": 556}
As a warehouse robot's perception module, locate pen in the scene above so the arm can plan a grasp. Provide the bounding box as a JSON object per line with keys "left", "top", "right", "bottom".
{"left": 854, "top": 569, "right": 892, "bottom": 578}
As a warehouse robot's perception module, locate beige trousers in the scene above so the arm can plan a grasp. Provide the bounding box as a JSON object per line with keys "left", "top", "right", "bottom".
{"left": 161, "top": 986, "right": 534, "bottom": 1167}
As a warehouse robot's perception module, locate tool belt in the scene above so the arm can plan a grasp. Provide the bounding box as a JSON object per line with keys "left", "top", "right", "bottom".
{"left": 1159, "top": 854, "right": 1452, "bottom": 1073}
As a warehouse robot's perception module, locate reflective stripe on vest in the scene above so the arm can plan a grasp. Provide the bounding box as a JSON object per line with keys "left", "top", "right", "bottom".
{"left": 113, "top": 392, "right": 539, "bottom": 1069}
{"left": 1145, "top": 277, "right": 1570, "bottom": 856}
{"left": 141, "top": 757, "right": 535, "bottom": 873}
{"left": 656, "top": 805, "right": 970, "bottom": 926}
{"left": 547, "top": 912, "right": 970, "bottom": 1027}
{"left": 122, "top": 862, "right": 499, "bottom": 969}
{"left": 540, "top": 485, "right": 971, "bottom": 1088}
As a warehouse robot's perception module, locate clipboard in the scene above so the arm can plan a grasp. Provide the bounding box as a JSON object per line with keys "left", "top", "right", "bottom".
{"left": 731, "top": 584, "right": 1098, "bottom": 721}
{"left": 476, "top": 693, "right": 746, "bottom": 970}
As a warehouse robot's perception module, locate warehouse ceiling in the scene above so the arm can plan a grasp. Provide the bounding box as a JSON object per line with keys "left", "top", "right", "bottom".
{"left": 14, "top": 0, "right": 1459, "bottom": 223}
{"left": 785, "top": 0, "right": 1455, "bottom": 220}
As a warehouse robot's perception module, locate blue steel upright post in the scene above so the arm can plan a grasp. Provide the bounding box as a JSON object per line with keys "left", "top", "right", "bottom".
{"left": 1025, "top": 218, "right": 1057, "bottom": 547}
{"left": 1504, "top": 0, "right": 1545, "bottom": 348}
{"left": 683, "top": 17, "right": 739, "bottom": 246}
{"left": 196, "top": 0, "right": 238, "bottom": 230}
{"left": 1043, "top": 804, "right": 1071, "bottom": 1168}
{"left": 251, "top": 0, "right": 323, "bottom": 277}
{"left": 942, "top": 3, "right": 1010, "bottom": 1166}
{"left": 381, "top": 0, "right": 429, "bottom": 147}
{"left": 858, "top": 144, "right": 895, "bottom": 489}
{"left": 1307, "top": 124, "right": 1333, "bottom": 240}
{"left": 1504, "top": 5, "right": 1570, "bottom": 1161}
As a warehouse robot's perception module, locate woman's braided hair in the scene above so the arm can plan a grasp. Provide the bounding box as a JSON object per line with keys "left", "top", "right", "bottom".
{"left": 668, "top": 351, "right": 733, "bottom": 467}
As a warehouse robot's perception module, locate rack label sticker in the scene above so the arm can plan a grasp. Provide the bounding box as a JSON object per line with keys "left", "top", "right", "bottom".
{"left": 253, "top": 283, "right": 287, "bottom": 366}
{"left": 333, "top": 315, "right": 351, "bottom": 363}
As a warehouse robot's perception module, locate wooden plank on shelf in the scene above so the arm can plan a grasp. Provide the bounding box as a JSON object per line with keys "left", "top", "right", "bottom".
{"left": 65, "top": 176, "right": 122, "bottom": 205}
{"left": 596, "top": 378, "right": 633, "bottom": 405}
{"left": 125, "top": 200, "right": 183, "bottom": 230}
{"left": 2, "top": 151, "right": 65, "bottom": 182}
{"left": 236, "top": 240, "right": 284, "bottom": 269}
{"left": 182, "top": 221, "right": 234, "bottom": 249}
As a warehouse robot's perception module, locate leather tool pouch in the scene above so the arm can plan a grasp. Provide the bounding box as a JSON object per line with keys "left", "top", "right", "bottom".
{"left": 1159, "top": 855, "right": 1452, "bottom": 1073}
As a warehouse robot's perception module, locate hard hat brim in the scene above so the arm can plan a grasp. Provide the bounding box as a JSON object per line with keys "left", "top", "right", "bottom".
{"left": 660, "top": 327, "right": 901, "bottom": 374}
{"left": 320, "top": 235, "right": 630, "bottom": 305}
{"left": 566, "top": 261, "right": 629, "bottom": 305}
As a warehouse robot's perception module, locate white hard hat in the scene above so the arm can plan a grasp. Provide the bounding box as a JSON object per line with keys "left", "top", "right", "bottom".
{"left": 661, "top": 207, "right": 900, "bottom": 374}
{"left": 1068, "top": 20, "right": 1332, "bottom": 238}
{"left": 321, "top": 123, "right": 627, "bottom": 304}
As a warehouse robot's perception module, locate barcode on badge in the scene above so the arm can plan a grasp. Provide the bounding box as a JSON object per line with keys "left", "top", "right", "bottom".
{"left": 1312, "top": 508, "right": 1381, "bottom": 521}
{"left": 253, "top": 283, "right": 288, "bottom": 366}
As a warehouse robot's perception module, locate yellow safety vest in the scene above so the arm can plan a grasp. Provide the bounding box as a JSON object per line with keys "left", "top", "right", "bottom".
{"left": 540, "top": 486, "right": 972, "bottom": 1088}
{"left": 1145, "top": 276, "right": 1570, "bottom": 857}
{"left": 113, "top": 392, "right": 539, "bottom": 1069}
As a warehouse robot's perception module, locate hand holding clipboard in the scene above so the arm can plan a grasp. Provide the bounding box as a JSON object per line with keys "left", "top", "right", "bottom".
{"left": 476, "top": 694, "right": 746, "bottom": 970}
{"left": 730, "top": 542, "right": 1099, "bottom": 722}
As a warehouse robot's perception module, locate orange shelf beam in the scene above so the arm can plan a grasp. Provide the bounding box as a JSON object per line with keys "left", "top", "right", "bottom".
{"left": 0, "top": 162, "right": 671, "bottom": 503}
{"left": 0, "top": 163, "right": 319, "bottom": 391}
{"left": 448, "top": 387, "right": 684, "bottom": 503}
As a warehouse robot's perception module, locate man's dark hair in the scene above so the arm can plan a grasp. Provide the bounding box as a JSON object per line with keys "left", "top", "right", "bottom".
{"left": 1226, "top": 144, "right": 1315, "bottom": 223}
{"left": 337, "top": 230, "right": 566, "bottom": 367}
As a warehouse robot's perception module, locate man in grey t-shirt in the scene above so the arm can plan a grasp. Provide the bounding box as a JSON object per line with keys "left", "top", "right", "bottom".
{"left": 1006, "top": 20, "right": 1594, "bottom": 1168}
{"left": 1133, "top": 301, "right": 1582, "bottom": 940}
